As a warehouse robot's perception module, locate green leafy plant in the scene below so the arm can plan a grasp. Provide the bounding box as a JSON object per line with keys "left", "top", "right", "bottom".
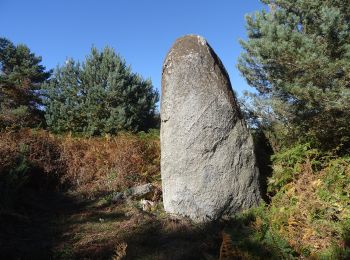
{"left": 268, "top": 143, "right": 320, "bottom": 194}
{"left": 0, "top": 143, "right": 31, "bottom": 208}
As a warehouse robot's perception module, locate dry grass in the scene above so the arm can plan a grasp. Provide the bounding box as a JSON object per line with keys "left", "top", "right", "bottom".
{"left": 0, "top": 129, "right": 59, "bottom": 174}
{"left": 112, "top": 242, "right": 127, "bottom": 260}
{"left": 0, "top": 129, "right": 223, "bottom": 259}
{"left": 0, "top": 128, "right": 160, "bottom": 197}
{"left": 60, "top": 132, "right": 160, "bottom": 197}
{"left": 1, "top": 128, "right": 190, "bottom": 259}
{"left": 2, "top": 130, "right": 348, "bottom": 258}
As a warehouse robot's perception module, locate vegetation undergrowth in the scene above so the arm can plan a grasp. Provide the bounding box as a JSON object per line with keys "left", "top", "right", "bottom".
{"left": 0, "top": 128, "right": 225, "bottom": 259}
{"left": 235, "top": 0, "right": 350, "bottom": 258}
{"left": 2, "top": 128, "right": 349, "bottom": 259}
{"left": 0, "top": 128, "right": 160, "bottom": 200}
{"left": 267, "top": 144, "right": 350, "bottom": 258}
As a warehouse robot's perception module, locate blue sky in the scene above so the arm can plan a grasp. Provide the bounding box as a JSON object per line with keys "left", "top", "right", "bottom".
{"left": 1, "top": 0, "right": 264, "bottom": 99}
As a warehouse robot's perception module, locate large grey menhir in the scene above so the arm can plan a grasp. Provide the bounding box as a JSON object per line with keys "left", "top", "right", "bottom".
{"left": 161, "top": 35, "right": 261, "bottom": 222}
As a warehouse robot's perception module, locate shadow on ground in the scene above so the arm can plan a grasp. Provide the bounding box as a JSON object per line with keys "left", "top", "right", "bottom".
{"left": 0, "top": 162, "right": 283, "bottom": 260}
{"left": 0, "top": 188, "right": 220, "bottom": 259}
{"left": 0, "top": 186, "right": 286, "bottom": 260}
{"left": 0, "top": 190, "right": 77, "bottom": 259}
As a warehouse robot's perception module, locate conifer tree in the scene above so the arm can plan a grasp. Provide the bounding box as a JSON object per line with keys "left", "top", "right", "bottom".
{"left": 0, "top": 38, "right": 51, "bottom": 128}
{"left": 238, "top": 0, "right": 350, "bottom": 152}
{"left": 43, "top": 47, "right": 159, "bottom": 135}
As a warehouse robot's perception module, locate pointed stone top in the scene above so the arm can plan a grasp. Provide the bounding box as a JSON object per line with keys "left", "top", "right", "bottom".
{"left": 164, "top": 34, "right": 210, "bottom": 63}
{"left": 162, "top": 34, "right": 236, "bottom": 109}
{"left": 177, "top": 34, "right": 207, "bottom": 45}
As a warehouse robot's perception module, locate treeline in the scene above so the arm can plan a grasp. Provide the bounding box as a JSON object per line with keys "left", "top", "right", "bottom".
{"left": 0, "top": 38, "right": 159, "bottom": 135}
{"left": 236, "top": 0, "right": 350, "bottom": 258}
{"left": 239, "top": 0, "right": 350, "bottom": 155}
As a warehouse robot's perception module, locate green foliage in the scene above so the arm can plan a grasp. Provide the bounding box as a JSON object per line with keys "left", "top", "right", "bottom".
{"left": 43, "top": 47, "right": 159, "bottom": 136}
{"left": 8, "top": 143, "right": 31, "bottom": 190}
{"left": 239, "top": 1, "right": 350, "bottom": 256}
{"left": 318, "top": 245, "right": 350, "bottom": 260}
{"left": 0, "top": 143, "right": 31, "bottom": 208}
{"left": 268, "top": 143, "right": 321, "bottom": 194}
{"left": 226, "top": 203, "right": 298, "bottom": 259}
{"left": 0, "top": 37, "right": 51, "bottom": 128}
{"left": 263, "top": 143, "right": 350, "bottom": 257}
{"left": 0, "top": 105, "right": 32, "bottom": 129}
{"left": 317, "top": 157, "right": 350, "bottom": 220}
{"left": 238, "top": 0, "right": 350, "bottom": 153}
{"left": 137, "top": 128, "right": 160, "bottom": 140}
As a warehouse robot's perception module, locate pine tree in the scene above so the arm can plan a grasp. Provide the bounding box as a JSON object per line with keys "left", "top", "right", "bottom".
{"left": 238, "top": 0, "right": 350, "bottom": 152}
{"left": 0, "top": 38, "right": 51, "bottom": 128}
{"left": 43, "top": 47, "right": 159, "bottom": 136}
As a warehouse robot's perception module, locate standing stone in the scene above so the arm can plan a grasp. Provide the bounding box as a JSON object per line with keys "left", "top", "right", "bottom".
{"left": 161, "top": 35, "right": 261, "bottom": 222}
